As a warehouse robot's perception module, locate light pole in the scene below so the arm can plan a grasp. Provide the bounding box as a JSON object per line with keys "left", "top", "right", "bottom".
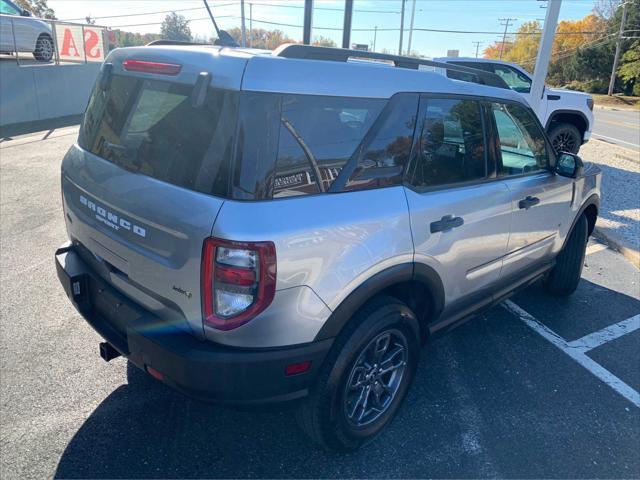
{"left": 373, "top": 25, "right": 377, "bottom": 52}
{"left": 398, "top": 0, "right": 406, "bottom": 55}
{"left": 407, "top": 0, "right": 417, "bottom": 55}
{"left": 240, "top": 0, "right": 246, "bottom": 47}
{"left": 249, "top": 2, "right": 253, "bottom": 48}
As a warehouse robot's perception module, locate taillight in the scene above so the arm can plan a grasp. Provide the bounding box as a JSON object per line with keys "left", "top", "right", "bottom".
{"left": 122, "top": 59, "right": 182, "bottom": 76}
{"left": 201, "top": 238, "right": 276, "bottom": 331}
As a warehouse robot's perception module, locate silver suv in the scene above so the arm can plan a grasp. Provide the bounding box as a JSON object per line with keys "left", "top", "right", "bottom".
{"left": 55, "top": 43, "right": 601, "bottom": 451}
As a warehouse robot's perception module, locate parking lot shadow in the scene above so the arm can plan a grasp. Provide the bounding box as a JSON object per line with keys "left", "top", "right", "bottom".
{"left": 54, "top": 291, "right": 640, "bottom": 479}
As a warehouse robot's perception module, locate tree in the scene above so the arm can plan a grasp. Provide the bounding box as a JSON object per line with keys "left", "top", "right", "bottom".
{"left": 619, "top": 40, "right": 640, "bottom": 94}
{"left": 312, "top": 36, "right": 336, "bottom": 47}
{"left": 111, "top": 30, "right": 161, "bottom": 48}
{"left": 226, "top": 27, "right": 295, "bottom": 50}
{"left": 14, "top": 0, "right": 55, "bottom": 19}
{"left": 160, "top": 12, "right": 192, "bottom": 42}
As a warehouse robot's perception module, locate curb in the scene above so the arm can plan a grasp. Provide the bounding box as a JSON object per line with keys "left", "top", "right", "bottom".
{"left": 593, "top": 227, "right": 640, "bottom": 269}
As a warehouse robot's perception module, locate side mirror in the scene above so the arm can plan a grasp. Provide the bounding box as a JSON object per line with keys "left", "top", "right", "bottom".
{"left": 555, "top": 152, "right": 583, "bottom": 178}
{"left": 21, "top": 9, "right": 32, "bottom": 16}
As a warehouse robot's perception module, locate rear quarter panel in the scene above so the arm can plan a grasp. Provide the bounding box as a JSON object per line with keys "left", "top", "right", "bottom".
{"left": 208, "top": 187, "right": 414, "bottom": 347}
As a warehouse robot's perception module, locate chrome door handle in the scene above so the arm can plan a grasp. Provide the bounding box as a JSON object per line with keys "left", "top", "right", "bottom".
{"left": 430, "top": 214, "right": 464, "bottom": 233}
{"left": 518, "top": 196, "right": 540, "bottom": 210}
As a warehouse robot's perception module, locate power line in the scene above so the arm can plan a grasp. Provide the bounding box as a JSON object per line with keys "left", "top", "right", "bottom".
{"left": 61, "top": 4, "right": 235, "bottom": 22}
{"left": 519, "top": 33, "right": 616, "bottom": 66}
{"left": 248, "top": 1, "right": 400, "bottom": 14}
{"left": 111, "top": 15, "right": 235, "bottom": 29}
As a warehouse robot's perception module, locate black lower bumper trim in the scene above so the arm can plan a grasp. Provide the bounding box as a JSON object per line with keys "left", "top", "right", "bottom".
{"left": 55, "top": 242, "right": 333, "bottom": 406}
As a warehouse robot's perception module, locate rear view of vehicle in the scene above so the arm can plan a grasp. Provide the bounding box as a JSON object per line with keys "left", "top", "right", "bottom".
{"left": 56, "top": 43, "right": 599, "bottom": 453}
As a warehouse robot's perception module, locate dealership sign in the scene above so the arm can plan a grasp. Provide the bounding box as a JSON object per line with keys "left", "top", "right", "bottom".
{"left": 55, "top": 25, "right": 105, "bottom": 62}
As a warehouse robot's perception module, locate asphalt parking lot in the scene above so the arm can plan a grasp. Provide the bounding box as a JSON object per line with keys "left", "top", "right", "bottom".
{"left": 1, "top": 128, "right": 639, "bottom": 479}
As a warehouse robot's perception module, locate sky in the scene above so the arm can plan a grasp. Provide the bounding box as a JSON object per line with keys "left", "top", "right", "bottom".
{"left": 47, "top": 0, "right": 597, "bottom": 58}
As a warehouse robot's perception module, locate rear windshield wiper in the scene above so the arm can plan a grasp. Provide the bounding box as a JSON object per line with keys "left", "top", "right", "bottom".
{"left": 280, "top": 118, "right": 326, "bottom": 193}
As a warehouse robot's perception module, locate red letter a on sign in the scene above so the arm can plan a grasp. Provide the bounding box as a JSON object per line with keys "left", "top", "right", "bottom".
{"left": 60, "top": 28, "right": 80, "bottom": 57}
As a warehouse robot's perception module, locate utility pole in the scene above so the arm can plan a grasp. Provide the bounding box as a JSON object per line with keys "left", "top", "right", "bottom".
{"left": 240, "top": 0, "right": 246, "bottom": 47}
{"left": 498, "top": 17, "right": 516, "bottom": 59}
{"left": 249, "top": 3, "right": 253, "bottom": 48}
{"left": 608, "top": 1, "right": 629, "bottom": 96}
{"left": 373, "top": 26, "right": 378, "bottom": 52}
{"left": 398, "top": 0, "right": 406, "bottom": 55}
{"left": 472, "top": 41, "right": 483, "bottom": 58}
{"left": 407, "top": 0, "right": 417, "bottom": 55}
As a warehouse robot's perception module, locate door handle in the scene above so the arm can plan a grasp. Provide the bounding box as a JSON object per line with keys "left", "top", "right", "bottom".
{"left": 430, "top": 214, "right": 464, "bottom": 233}
{"left": 518, "top": 196, "right": 540, "bottom": 210}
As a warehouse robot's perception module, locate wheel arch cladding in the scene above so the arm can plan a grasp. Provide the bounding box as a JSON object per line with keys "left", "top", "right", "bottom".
{"left": 314, "top": 262, "right": 445, "bottom": 343}
{"left": 562, "top": 194, "right": 599, "bottom": 251}
{"left": 546, "top": 110, "right": 588, "bottom": 137}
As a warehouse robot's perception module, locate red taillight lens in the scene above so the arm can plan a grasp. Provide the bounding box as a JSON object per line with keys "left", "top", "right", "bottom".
{"left": 122, "top": 59, "right": 182, "bottom": 76}
{"left": 202, "top": 238, "right": 276, "bottom": 331}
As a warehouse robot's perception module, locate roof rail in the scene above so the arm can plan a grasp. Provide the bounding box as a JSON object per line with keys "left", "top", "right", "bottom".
{"left": 146, "top": 40, "right": 211, "bottom": 47}
{"left": 273, "top": 44, "right": 510, "bottom": 90}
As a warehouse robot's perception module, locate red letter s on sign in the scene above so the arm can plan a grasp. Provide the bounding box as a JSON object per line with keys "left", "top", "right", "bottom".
{"left": 84, "top": 29, "right": 101, "bottom": 59}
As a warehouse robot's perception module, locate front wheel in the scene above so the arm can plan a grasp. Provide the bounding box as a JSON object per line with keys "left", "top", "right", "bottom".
{"left": 548, "top": 123, "right": 582, "bottom": 154}
{"left": 295, "top": 296, "right": 420, "bottom": 451}
{"left": 33, "top": 34, "right": 54, "bottom": 62}
{"left": 545, "top": 214, "right": 588, "bottom": 296}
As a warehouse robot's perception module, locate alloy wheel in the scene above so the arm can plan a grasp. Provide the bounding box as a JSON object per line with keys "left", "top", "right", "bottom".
{"left": 343, "top": 329, "right": 408, "bottom": 427}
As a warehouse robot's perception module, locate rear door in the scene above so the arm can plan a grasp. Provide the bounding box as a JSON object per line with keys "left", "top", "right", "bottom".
{"left": 405, "top": 95, "right": 512, "bottom": 321}
{"left": 62, "top": 51, "right": 242, "bottom": 338}
{"left": 487, "top": 100, "right": 573, "bottom": 277}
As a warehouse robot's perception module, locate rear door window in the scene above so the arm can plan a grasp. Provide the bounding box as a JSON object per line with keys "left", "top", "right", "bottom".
{"left": 343, "top": 93, "right": 418, "bottom": 191}
{"left": 79, "top": 74, "right": 238, "bottom": 197}
{"left": 409, "top": 97, "right": 486, "bottom": 188}
{"left": 273, "top": 95, "right": 384, "bottom": 197}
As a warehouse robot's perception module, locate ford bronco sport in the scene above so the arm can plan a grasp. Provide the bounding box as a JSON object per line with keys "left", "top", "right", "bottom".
{"left": 433, "top": 57, "right": 594, "bottom": 154}
{"left": 55, "top": 43, "right": 601, "bottom": 451}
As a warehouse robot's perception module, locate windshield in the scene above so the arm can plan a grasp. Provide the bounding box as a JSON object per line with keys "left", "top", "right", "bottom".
{"left": 79, "top": 73, "right": 238, "bottom": 197}
{"left": 492, "top": 65, "right": 532, "bottom": 93}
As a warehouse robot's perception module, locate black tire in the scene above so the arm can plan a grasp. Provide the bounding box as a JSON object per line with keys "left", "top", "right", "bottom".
{"left": 33, "top": 34, "right": 54, "bottom": 62}
{"left": 545, "top": 214, "right": 588, "bottom": 296}
{"left": 548, "top": 122, "right": 582, "bottom": 154}
{"left": 295, "top": 295, "right": 420, "bottom": 452}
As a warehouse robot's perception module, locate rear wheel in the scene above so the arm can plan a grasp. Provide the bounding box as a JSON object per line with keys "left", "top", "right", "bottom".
{"left": 33, "top": 34, "right": 54, "bottom": 62}
{"left": 545, "top": 214, "right": 588, "bottom": 296}
{"left": 295, "top": 296, "right": 420, "bottom": 451}
{"left": 548, "top": 123, "right": 581, "bottom": 154}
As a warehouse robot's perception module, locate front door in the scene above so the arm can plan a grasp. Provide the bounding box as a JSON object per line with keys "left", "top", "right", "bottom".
{"left": 488, "top": 100, "right": 573, "bottom": 278}
{"left": 405, "top": 96, "right": 512, "bottom": 318}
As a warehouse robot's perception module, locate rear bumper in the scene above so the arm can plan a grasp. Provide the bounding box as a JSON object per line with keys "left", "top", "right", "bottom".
{"left": 55, "top": 242, "right": 332, "bottom": 406}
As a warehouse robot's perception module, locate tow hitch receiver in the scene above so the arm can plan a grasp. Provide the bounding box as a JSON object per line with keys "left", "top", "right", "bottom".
{"left": 99, "top": 342, "right": 121, "bottom": 362}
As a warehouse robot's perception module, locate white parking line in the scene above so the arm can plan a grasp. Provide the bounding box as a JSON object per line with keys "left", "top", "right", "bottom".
{"left": 503, "top": 300, "right": 640, "bottom": 408}
{"left": 569, "top": 315, "right": 640, "bottom": 351}
{"left": 591, "top": 133, "right": 640, "bottom": 150}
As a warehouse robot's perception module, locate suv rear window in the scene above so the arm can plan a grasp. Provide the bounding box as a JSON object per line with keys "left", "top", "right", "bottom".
{"left": 79, "top": 74, "right": 238, "bottom": 197}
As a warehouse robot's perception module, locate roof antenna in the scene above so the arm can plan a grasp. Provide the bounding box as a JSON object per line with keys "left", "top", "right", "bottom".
{"left": 203, "top": 0, "right": 239, "bottom": 47}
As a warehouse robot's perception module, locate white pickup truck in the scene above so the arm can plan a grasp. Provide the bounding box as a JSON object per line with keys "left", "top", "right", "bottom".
{"left": 434, "top": 57, "right": 594, "bottom": 154}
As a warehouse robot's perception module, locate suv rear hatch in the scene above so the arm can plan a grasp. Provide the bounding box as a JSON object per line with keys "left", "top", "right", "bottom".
{"left": 61, "top": 46, "right": 246, "bottom": 339}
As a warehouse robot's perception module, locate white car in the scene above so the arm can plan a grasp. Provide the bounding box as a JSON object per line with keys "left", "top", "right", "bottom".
{"left": 0, "top": 0, "right": 54, "bottom": 62}
{"left": 434, "top": 57, "right": 594, "bottom": 154}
